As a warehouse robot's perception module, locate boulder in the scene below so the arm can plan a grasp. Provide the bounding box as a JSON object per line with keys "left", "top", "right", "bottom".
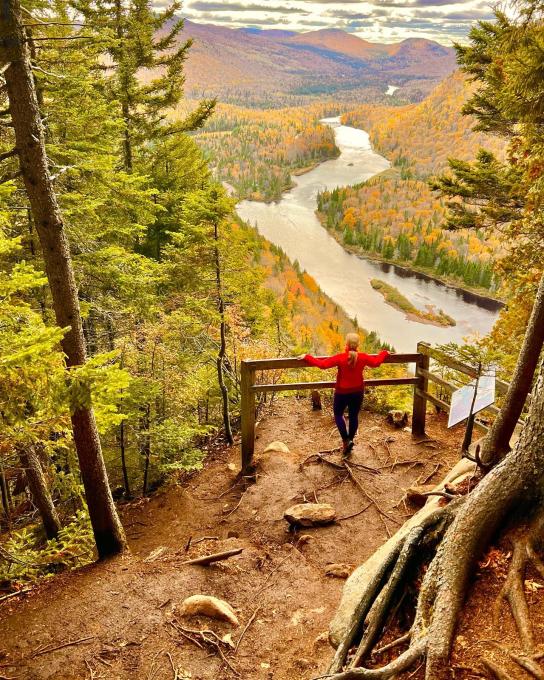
{"left": 180, "top": 595, "right": 239, "bottom": 626}
{"left": 387, "top": 410, "right": 409, "bottom": 428}
{"left": 284, "top": 503, "right": 336, "bottom": 527}
{"left": 263, "top": 441, "right": 291, "bottom": 454}
{"left": 325, "top": 563, "right": 355, "bottom": 579}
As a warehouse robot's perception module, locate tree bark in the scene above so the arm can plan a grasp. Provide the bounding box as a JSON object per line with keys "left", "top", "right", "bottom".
{"left": 119, "top": 420, "right": 131, "bottom": 499}
{"left": 481, "top": 273, "right": 544, "bottom": 465}
{"left": 424, "top": 354, "right": 544, "bottom": 679}
{"left": 0, "top": 462, "right": 11, "bottom": 527}
{"left": 0, "top": 0, "right": 127, "bottom": 558}
{"left": 18, "top": 445, "right": 61, "bottom": 540}
{"left": 214, "top": 221, "right": 234, "bottom": 445}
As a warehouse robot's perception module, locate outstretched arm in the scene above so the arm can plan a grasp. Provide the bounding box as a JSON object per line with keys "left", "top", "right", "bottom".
{"left": 361, "top": 349, "right": 390, "bottom": 368}
{"left": 303, "top": 354, "right": 343, "bottom": 369}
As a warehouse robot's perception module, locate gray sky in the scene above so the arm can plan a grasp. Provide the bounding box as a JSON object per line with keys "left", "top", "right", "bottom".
{"left": 159, "top": 0, "right": 499, "bottom": 45}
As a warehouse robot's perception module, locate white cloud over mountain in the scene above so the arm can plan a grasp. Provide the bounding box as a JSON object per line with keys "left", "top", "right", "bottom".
{"left": 162, "top": 0, "right": 498, "bottom": 44}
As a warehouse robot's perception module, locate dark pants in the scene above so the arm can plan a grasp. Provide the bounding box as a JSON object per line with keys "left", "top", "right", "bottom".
{"left": 333, "top": 390, "right": 364, "bottom": 441}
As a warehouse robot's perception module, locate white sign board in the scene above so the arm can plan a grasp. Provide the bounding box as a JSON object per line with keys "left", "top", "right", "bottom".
{"left": 448, "top": 373, "right": 496, "bottom": 428}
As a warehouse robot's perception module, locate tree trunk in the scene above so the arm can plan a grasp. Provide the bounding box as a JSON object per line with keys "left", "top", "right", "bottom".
{"left": 114, "top": 0, "right": 133, "bottom": 173}
{"left": 326, "top": 358, "right": 544, "bottom": 680}
{"left": 424, "top": 354, "right": 544, "bottom": 679}
{"left": 119, "top": 420, "right": 131, "bottom": 499}
{"left": 0, "top": 462, "right": 11, "bottom": 527}
{"left": 141, "top": 403, "right": 151, "bottom": 496}
{"left": 481, "top": 273, "right": 544, "bottom": 465}
{"left": 18, "top": 445, "right": 61, "bottom": 540}
{"left": 0, "top": 1, "right": 127, "bottom": 559}
{"left": 213, "top": 221, "right": 234, "bottom": 445}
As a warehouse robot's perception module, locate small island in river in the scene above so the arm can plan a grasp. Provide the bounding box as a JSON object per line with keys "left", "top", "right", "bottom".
{"left": 370, "top": 279, "right": 456, "bottom": 327}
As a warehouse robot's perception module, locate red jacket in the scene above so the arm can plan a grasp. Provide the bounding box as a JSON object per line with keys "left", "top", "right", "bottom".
{"left": 304, "top": 348, "right": 390, "bottom": 394}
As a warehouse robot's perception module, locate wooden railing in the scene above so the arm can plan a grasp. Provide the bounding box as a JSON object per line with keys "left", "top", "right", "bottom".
{"left": 240, "top": 342, "right": 515, "bottom": 473}
{"left": 240, "top": 352, "right": 420, "bottom": 472}
{"left": 413, "top": 341, "right": 510, "bottom": 430}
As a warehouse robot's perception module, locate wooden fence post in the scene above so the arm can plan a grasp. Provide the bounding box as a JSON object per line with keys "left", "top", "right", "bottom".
{"left": 241, "top": 361, "right": 256, "bottom": 473}
{"left": 412, "top": 342, "right": 430, "bottom": 436}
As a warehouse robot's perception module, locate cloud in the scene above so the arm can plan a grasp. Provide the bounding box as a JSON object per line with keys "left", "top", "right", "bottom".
{"left": 170, "top": 0, "right": 487, "bottom": 44}
{"left": 370, "top": 0, "right": 475, "bottom": 5}
{"left": 195, "top": 11, "right": 293, "bottom": 24}
{"left": 325, "top": 9, "right": 371, "bottom": 19}
{"left": 189, "top": 1, "right": 306, "bottom": 12}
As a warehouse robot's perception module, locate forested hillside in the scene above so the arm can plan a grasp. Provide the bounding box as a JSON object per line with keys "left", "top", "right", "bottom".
{"left": 0, "top": 2, "right": 389, "bottom": 578}
{"left": 194, "top": 104, "right": 340, "bottom": 201}
{"left": 178, "top": 20, "right": 456, "bottom": 105}
{"left": 342, "top": 70, "right": 505, "bottom": 177}
{"left": 317, "top": 71, "right": 506, "bottom": 293}
{"left": 2, "top": 3, "right": 544, "bottom": 680}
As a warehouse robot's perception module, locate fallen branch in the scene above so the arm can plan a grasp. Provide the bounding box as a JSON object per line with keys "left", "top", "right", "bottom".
{"left": 336, "top": 503, "right": 372, "bottom": 522}
{"left": 192, "top": 536, "right": 219, "bottom": 545}
{"left": 31, "top": 636, "right": 94, "bottom": 658}
{"left": 0, "top": 587, "right": 33, "bottom": 603}
{"left": 302, "top": 452, "right": 345, "bottom": 471}
{"left": 223, "top": 496, "right": 243, "bottom": 518}
{"left": 421, "top": 490, "right": 456, "bottom": 501}
{"left": 372, "top": 631, "right": 411, "bottom": 658}
{"left": 181, "top": 548, "right": 243, "bottom": 566}
{"left": 418, "top": 463, "right": 441, "bottom": 485}
{"left": 169, "top": 622, "right": 239, "bottom": 676}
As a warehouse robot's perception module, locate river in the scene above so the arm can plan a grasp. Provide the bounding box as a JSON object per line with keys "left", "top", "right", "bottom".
{"left": 237, "top": 117, "right": 501, "bottom": 352}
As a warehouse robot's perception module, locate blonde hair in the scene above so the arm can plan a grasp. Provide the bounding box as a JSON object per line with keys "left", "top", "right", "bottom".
{"left": 346, "top": 333, "right": 359, "bottom": 366}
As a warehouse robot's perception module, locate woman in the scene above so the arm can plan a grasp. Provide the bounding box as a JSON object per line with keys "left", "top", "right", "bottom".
{"left": 302, "top": 334, "right": 390, "bottom": 455}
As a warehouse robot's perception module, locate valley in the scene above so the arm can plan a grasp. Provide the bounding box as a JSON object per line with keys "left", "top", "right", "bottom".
{"left": 236, "top": 117, "right": 500, "bottom": 351}
{"left": 2, "top": 6, "right": 543, "bottom": 680}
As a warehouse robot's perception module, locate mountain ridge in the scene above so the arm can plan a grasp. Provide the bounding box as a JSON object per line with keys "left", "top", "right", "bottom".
{"left": 179, "top": 19, "right": 457, "bottom": 104}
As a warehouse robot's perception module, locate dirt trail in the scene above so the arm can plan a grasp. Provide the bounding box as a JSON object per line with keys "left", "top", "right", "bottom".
{"left": 0, "top": 398, "right": 464, "bottom": 680}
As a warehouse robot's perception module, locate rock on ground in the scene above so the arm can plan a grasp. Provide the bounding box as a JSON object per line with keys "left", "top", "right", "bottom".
{"left": 325, "top": 563, "right": 355, "bottom": 579}
{"left": 387, "top": 410, "right": 409, "bottom": 428}
{"left": 180, "top": 595, "right": 239, "bottom": 626}
{"left": 284, "top": 503, "right": 336, "bottom": 527}
{"left": 263, "top": 441, "right": 291, "bottom": 454}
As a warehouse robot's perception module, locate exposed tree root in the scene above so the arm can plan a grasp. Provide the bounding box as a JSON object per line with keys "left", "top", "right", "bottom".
{"left": 490, "top": 643, "right": 544, "bottom": 680}
{"left": 494, "top": 507, "right": 544, "bottom": 656}
{"left": 318, "top": 359, "right": 544, "bottom": 680}
{"left": 350, "top": 525, "right": 426, "bottom": 668}
{"left": 321, "top": 450, "right": 544, "bottom": 680}
{"left": 482, "top": 657, "right": 516, "bottom": 680}
{"left": 326, "top": 502, "right": 459, "bottom": 676}
{"left": 318, "top": 637, "right": 427, "bottom": 680}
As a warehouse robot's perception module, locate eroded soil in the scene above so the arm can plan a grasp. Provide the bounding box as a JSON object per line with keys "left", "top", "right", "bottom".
{"left": 0, "top": 398, "right": 491, "bottom": 679}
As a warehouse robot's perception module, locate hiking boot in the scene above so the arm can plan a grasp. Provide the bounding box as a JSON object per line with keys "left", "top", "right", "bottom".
{"left": 342, "top": 440, "right": 354, "bottom": 457}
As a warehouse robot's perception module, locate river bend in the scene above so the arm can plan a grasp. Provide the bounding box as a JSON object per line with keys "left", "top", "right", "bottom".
{"left": 237, "top": 117, "right": 500, "bottom": 352}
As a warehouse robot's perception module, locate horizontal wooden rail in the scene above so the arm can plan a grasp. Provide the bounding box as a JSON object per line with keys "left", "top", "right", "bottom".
{"left": 416, "top": 389, "right": 490, "bottom": 433}
{"left": 244, "top": 353, "right": 420, "bottom": 371}
{"left": 421, "top": 368, "right": 512, "bottom": 421}
{"left": 418, "top": 343, "right": 509, "bottom": 395}
{"left": 252, "top": 377, "right": 419, "bottom": 394}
